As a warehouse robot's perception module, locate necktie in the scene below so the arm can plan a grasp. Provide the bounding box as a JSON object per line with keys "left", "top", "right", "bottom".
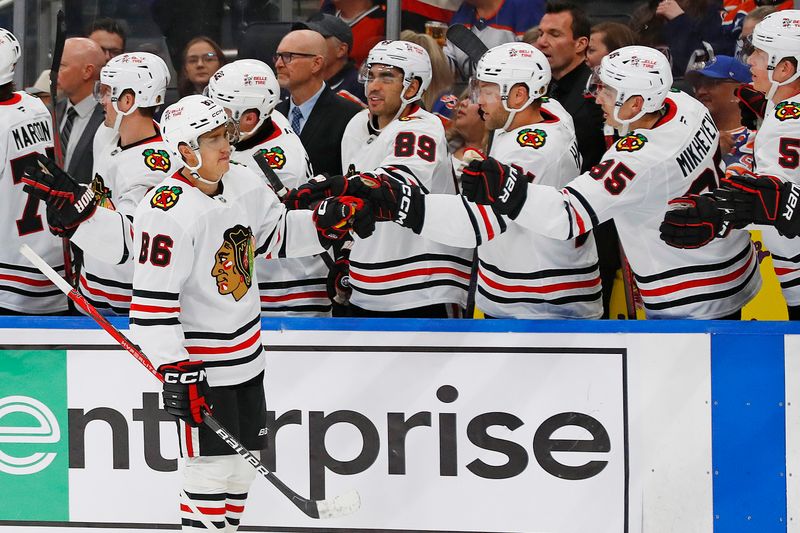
{"left": 290, "top": 106, "right": 303, "bottom": 135}
{"left": 60, "top": 107, "right": 78, "bottom": 150}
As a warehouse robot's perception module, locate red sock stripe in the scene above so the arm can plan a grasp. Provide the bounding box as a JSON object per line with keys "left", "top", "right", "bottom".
{"left": 180, "top": 503, "right": 226, "bottom": 515}
{"left": 226, "top": 504, "right": 245, "bottom": 513}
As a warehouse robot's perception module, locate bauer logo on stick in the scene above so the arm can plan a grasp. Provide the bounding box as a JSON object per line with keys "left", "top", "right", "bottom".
{"left": 615, "top": 133, "right": 648, "bottom": 152}
{"left": 150, "top": 185, "right": 182, "bottom": 211}
{"left": 143, "top": 148, "right": 171, "bottom": 172}
{"left": 516, "top": 128, "right": 547, "bottom": 148}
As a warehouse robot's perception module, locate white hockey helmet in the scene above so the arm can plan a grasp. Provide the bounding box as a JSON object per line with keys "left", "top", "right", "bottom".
{"left": 361, "top": 40, "right": 432, "bottom": 110}
{"left": 474, "top": 42, "right": 551, "bottom": 131}
{"left": 160, "top": 95, "right": 236, "bottom": 179}
{"left": 95, "top": 52, "right": 170, "bottom": 130}
{"left": 597, "top": 45, "right": 672, "bottom": 133}
{"left": 0, "top": 28, "right": 21, "bottom": 85}
{"left": 752, "top": 10, "right": 800, "bottom": 99}
{"left": 204, "top": 59, "right": 280, "bottom": 135}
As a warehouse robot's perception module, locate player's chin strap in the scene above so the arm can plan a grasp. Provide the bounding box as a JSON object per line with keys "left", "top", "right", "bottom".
{"left": 110, "top": 99, "right": 139, "bottom": 132}
{"left": 182, "top": 150, "right": 222, "bottom": 186}
{"left": 501, "top": 91, "right": 537, "bottom": 132}
{"left": 766, "top": 64, "right": 800, "bottom": 102}
{"left": 373, "top": 85, "right": 423, "bottom": 133}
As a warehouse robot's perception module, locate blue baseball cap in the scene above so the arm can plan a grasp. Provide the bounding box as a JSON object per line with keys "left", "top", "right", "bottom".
{"left": 688, "top": 55, "right": 752, "bottom": 83}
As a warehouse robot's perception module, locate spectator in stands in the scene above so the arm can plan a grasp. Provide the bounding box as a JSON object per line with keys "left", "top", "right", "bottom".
{"left": 446, "top": 90, "right": 488, "bottom": 178}
{"left": 325, "top": 0, "right": 386, "bottom": 67}
{"left": 445, "top": 0, "right": 545, "bottom": 82}
{"left": 586, "top": 22, "right": 638, "bottom": 69}
{"left": 522, "top": 26, "right": 541, "bottom": 45}
{"left": 686, "top": 55, "right": 755, "bottom": 174}
{"left": 177, "top": 36, "right": 226, "bottom": 97}
{"left": 56, "top": 37, "right": 105, "bottom": 183}
{"left": 87, "top": 18, "right": 126, "bottom": 61}
{"left": 25, "top": 70, "right": 51, "bottom": 109}
{"left": 537, "top": 1, "right": 617, "bottom": 319}
{"left": 400, "top": 30, "right": 457, "bottom": 123}
{"left": 294, "top": 13, "right": 366, "bottom": 105}
{"left": 274, "top": 29, "right": 362, "bottom": 176}
{"left": 737, "top": 5, "right": 777, "bottom": 61}
{"left": 653, "top": 0, "right": 734, "bottom": 77}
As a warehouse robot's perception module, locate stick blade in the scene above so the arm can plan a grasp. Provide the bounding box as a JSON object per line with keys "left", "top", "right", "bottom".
{"left": 315, "top": 489, "right": 361, "bottom": 519}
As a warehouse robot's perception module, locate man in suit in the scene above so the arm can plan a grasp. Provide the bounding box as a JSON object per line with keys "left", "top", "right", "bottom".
{"left": 56, "top": 37, "right": 106, "bottom": 183}
{"left": 274, "top": 29, "right": 362, "bottom": 177}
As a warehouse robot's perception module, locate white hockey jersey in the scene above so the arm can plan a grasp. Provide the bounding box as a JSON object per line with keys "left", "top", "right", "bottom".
{"left": 72, "top": 125, "right": 172, "bottom": 314}
{"left": 233, "top": 118, "right": 332, "bottom": 316}
{"left": 0, "top": 92, "right": 66, "bottom": 313}
{"left": 422, "top": 100, "right": 602, "bottom": 318}
{"left": 752, "top": 97, "right": 800, "bottom": 305}
{"left": 341, "top": 105, "right": 471, "bottom": 311}
{"left": 512, "top": 91, "right": 761, "bottom": 319}
{"left": 129, "top": 164, "right": 326, "bottom": 386}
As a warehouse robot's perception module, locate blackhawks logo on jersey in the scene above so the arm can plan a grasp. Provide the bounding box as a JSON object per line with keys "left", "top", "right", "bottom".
{"left": 143, "top": 148, "right": 171, "bottom": 172}
{"left": 212, "top": 224, "right": 255, "bottom": 302}
{"left": 615, "top": 133, "right": 648, "bottom": 152}
{"left": 150, "top": 185, "right": 182, "bottom": 211}
{"left": 257, "top": 147, "right": 287, "bottom": 169}
{"left": 516, "top": 128, "right": 547, "bottom": 148}
{"left": 775, "top": 101, "right": 800, "bottom": 121}
{"left": 90, "top": 174, "right": 115, "bottom": 210}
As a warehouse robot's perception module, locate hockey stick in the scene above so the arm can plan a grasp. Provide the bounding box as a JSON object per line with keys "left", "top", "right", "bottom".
{"left": 446, "top": 24, "right": 489, "bottom": 79}
{"left": 19, "top": 243, "right": 361, "bottom": 520}
{"left": 48, "top": 8, "right": 76, "bottom": 288}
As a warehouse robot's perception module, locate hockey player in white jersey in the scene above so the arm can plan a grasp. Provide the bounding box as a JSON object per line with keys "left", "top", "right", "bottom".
{"left": 205, "top": 59, "right": 333, "bottom": 316}
{"left": 0, "top": 28, "right": 66, "bottom": 314}
{"left": 341, "top": 40, "right": 471, "bottom": 317}
{"left": 126, "top": 95, "right": 368, "bottom": 530}
{"left": 361, "top": 43, "right": 602, "bottom": 318}
{"left": 662, "top": 11, "right": 800, "bottom": 319}
{"left": 377, "top": 46, "right": 760, "bottom": 319}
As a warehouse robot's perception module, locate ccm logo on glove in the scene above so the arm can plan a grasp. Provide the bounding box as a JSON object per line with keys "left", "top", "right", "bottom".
{"left": 163, "top": 368, "right": 207, "bottom": 384}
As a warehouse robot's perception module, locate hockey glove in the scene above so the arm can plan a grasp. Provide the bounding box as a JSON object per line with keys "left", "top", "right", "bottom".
{"left": 21, "top": 154, "right": 97, "bottom": 238}
{"left": 158, "top": 360, "right": 211, "bottom": 427}
{"left": 735, "top": 84, "right": 766, "bottom": 130}
{"left": 313, "top": 196, "right": 375, "bottom": 244}
{"left": 283, "top": 173, "right": 370, "bottom": 210}
{"left": 659, "top": 193, "right": 730, "bottom": 249}
{"left": 354, "top": 174, "right": 425, "bottom": 233}
{"left": 326, "top": 243, "right": 352, "bottom": 305}
{"left": 461, "top": 157, "right": 527, "bottom": 219}
{"left": 717, "top": 173, "right": 800, "bottom": 237}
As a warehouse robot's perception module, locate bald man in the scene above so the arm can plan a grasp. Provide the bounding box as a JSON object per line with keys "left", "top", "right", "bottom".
{"left": 56, "top": 37, "right": 106, "bottom": 182}
{"left": 274, "top": 29, "right": 362, "bottom": 176}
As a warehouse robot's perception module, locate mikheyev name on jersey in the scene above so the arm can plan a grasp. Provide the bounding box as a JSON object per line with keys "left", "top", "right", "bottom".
{"left": 676, "top": 113, "right": 718, "bottom": 178}
{"left": 11, "top": 118, "right": 52, "bottom": 151}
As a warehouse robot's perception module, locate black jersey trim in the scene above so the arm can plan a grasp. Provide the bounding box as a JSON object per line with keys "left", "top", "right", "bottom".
{"left": 129, "top": 317, "right": 181, "bottom": 326}
{"left": 0, "top": 285, "right": 63, "bottom": 298}
{"left": 478, "top": 259, "right": 599, "bottom": 280}
{"left": 771, "top": 250, "right": 800, "bottom": 263}
{"left": 780, "top": 276, "right": 800, "bottom": 289}
{"left": 258, "top": 277, "right": 327, "bottom": 290}
{"left": 642, "top": 263, "right": 757, "bottom": 311}
{"left": 132, "top": 288, "right": 180, "bottom": 300}
{"left": 633, "top": 244, "right": 751, "bottom": 284}
{"left": 350, "top": 252, "right": 473, "bottom": 271}
{"left": 261, "top": 304, "right": 333, "bottom": 313}
{"left": 183, "top": 315, "right": 261, "bottom": 341}
{"left": 478, "top": 285, "right": 603, "bottom": 305}
{"left": 203, "top": 345, "right": 263, "bottom": 368}
{"left": 0, "top": 261, "right": 65, "bottom": 274}
{"left": 564, "top": 186, "right": 599, "bottom": 229}
{"left": 83, "top": 271, "right": 133, "bottom": 290}
{"left": 352, "top": 278, "right": 469, "bottom": 296}
{"left": 461, "top": 196, "right": 483, "bottom": 246}
{"left": 81, "top": 292, "right": 129, "bottom": 315}
{"left": 183, "top": 491, "right": 227, "bottom": 501}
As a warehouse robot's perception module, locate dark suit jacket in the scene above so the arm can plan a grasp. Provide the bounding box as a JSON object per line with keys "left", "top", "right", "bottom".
{"left": 56, "top": 99, "right": 105, "bottom": 184}
{"left": 277, "top": 85, "right": 362, "bottom": 177}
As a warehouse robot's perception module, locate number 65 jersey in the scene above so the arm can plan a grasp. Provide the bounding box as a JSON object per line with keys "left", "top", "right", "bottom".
{"left": 514, "top": 90, "right": 761, "bottom": 318}
{"left": 0, "top": 92, "right": 65, "bottom": 314}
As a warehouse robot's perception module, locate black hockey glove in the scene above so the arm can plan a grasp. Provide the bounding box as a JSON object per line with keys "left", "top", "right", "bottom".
{"left": 734, "top": 84, "right": 767, "bottom": 130}
{"left": 461, "top": 157, "right": 527, "bottom": 219}
{"left": 313, "top": 196, "right": 375, "bottom": 244}
{"left": 717, "top": 173, "right": 800, "bottom": 237}
{"left": 659, "top": 193, "right": 730, "bottom": 249}
{"left": 158, "top": 360, "right": 211, "bottom": 427}
{"left": 21, "top": 154, "right": 97, "bottom": 238}
{"left": 353, "top": 174, "right": 425, "bottom": 233}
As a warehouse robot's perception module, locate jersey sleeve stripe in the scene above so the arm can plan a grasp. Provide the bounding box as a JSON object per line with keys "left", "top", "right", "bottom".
{"left": 638, "top": 252, "right": 755, "bottom": 297}
{"left": 132, "top": 288, "right": 180, "bottom": 300}
{"left": 129, "top": 303, "right": 181, "bottom": 314}
{"left": 478, "top": 285, "right": 603, "bottom": 306}
{"left": 633, "top": 244, "right": 750, "bottom": 283}
{"left": 260, "top": 290, "right": 329, "bottom": 302}
{"left": 476, "top": 204, "right": 495, "bottom": 241}
{"left": 478, "top": 269, "right": 601, "bottom": 293}
{"left": 564, "top": 186, "right": 599, "bottom": 229}
{"left": 79, "top": 276, "right": 132, "bottom": 303}
{"left": 85, "top": 271, "right": 132, "bottom": 290}
{"left": 202, "top": 345, "right": 263, "bottom": 368}
{"left": 0, "top": 273, "right": 57, "bottom": 287}
{"left": 350, "top": 266, "right": 471, "bottom": 283}
{"left": 479, "top": 259, "right": 600, "bottom": 280}
{"left": 352, "top": 278, "right": 469, "bottom": 296}
{"left": 643, "top": 265, "right": 758, "bottom": 311}
{"left": 459, "top": 196, "right": 483, "bottom": 246}
{"left": 183, "top": 315, "right": 261, "bottom": 341}
{"left": 129, "top": 317, "right": 181, "bottom": 326}
{"left": 258, "top": 277, "right": 327, "bottom": 290}
{"left": 350, "top": 252, "right": 473, "bottom": 270}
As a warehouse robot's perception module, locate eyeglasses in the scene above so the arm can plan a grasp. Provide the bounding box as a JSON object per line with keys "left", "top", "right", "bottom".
{"left": 186, "top": 52, "right": 219, "bottom": 65}
{"left": 273, "top": 52, "right": 317, "bottom": 65}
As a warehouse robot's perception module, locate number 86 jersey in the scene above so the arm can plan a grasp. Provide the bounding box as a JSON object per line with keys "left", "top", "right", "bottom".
{"left": 516, "top": 90, "right": 761, "bottom": 318}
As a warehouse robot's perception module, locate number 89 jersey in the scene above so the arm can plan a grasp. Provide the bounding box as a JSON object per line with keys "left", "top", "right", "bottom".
{"left": 0, "top": 92, "right": 66, "bottom": 313}
{"left": 341, "top": 105, "right": 471, "bottom": 311}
